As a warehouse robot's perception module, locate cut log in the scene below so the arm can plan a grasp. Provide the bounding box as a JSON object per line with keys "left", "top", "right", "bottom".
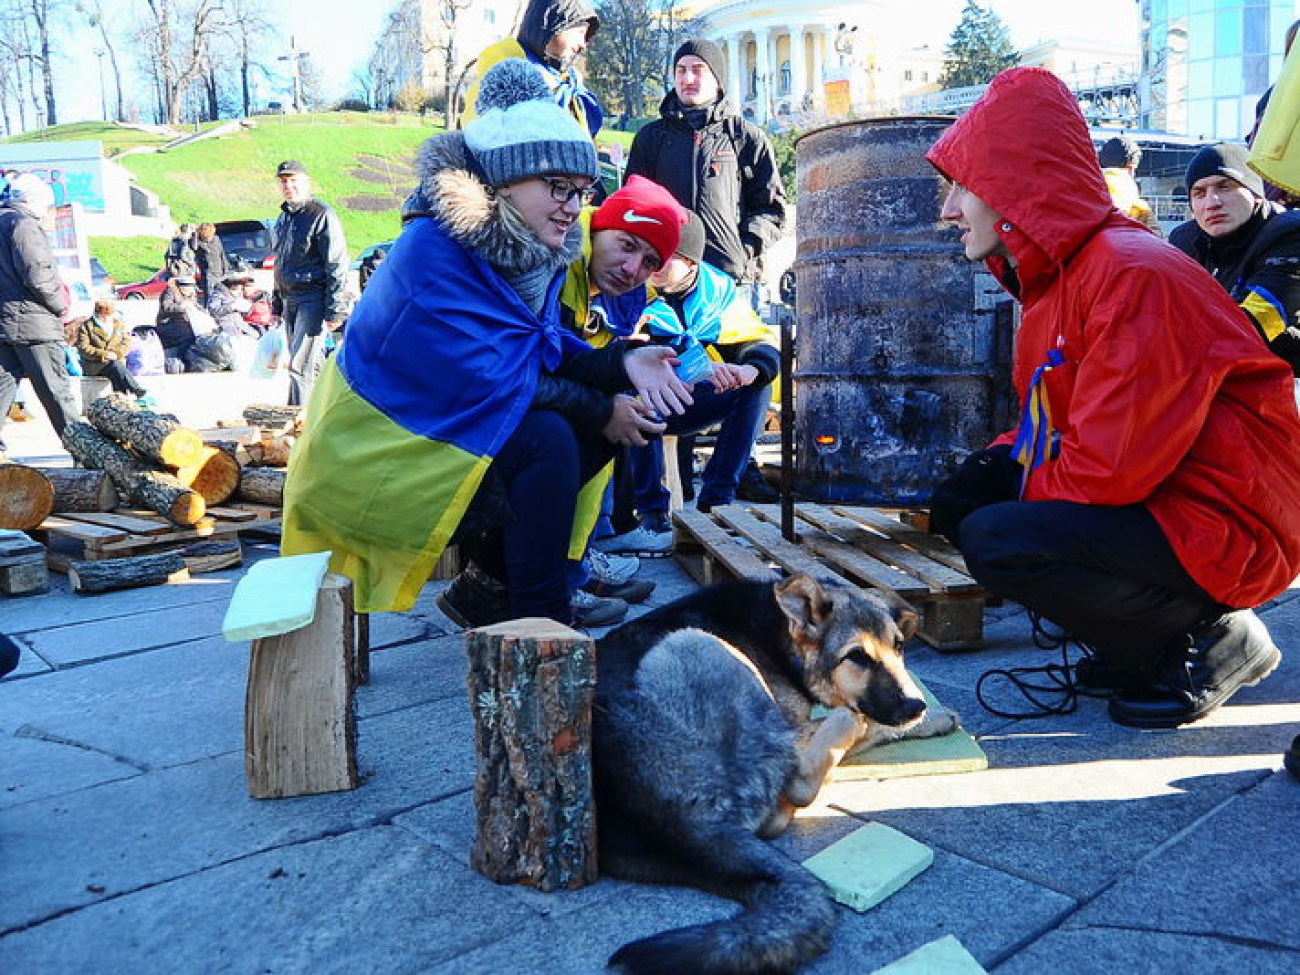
{"left": 237, "top": 466, "right": 286, "bottom": 506}
{"left": 465, "top": 618, "right": 597, "bottom": 891}
{"left": 0, "top": 529, "right": 48, "bottom": 596}
{"left": 172, "top": 445, "right": 241, "bottom": 505}
{"left": 244, "top": 573, "right": 359, "bottom": 799}
{"left": 242, "top": 403, "right": 302, "bottom": 432}
{"left": 180, "top": 539, "right": 243, "bottom": 573}
{"left": 0, "top": 463, "right": 54, "bottom": 530}
{"left": 245, "top": 435, "right": 293, "bottom": 468}
{"left": 61, "top": 421, "right": 206, "bottom": 526}
{"left": 85, "top": 394, "right": 206, "bottom": 468}
{"left": 68, "top": 551, "right": 189, "bottom": 594}
{"left": 34, "top": 466, "right": 118, "bottom": 513}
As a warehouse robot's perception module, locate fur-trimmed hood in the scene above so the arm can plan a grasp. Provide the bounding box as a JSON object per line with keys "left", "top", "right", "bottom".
{"left": 402, "top": 131, "right": 581, "bottom": 279}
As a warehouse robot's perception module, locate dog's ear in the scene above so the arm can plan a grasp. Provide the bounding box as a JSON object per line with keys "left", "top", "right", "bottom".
{"left": 775, "top": 574, "right": 833, "bottom": 638}
{"left": 892, "top": 603, "right": 919, "bottom": 642}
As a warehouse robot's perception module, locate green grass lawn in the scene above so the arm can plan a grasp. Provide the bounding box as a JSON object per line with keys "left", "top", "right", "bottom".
{"left": 10, "top": 112, "right": 640, "bottom": 282}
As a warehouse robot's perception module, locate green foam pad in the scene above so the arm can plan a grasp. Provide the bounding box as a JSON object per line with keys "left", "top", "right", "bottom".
{"left": 870, "top": 935, "right": 987, "bottom": 974}
{"left": 222, "top": 550, "right": 332, "bottom": 642}
{"left": 801, "top": 822, "right": 933, "bottom": 912}
{"left": 814, "top": 675, "right": 988, "bottom": 781}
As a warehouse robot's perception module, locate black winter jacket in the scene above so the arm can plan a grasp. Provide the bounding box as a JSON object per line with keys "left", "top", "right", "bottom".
{"left": 1169, "top": 202, "right": 1300, "bottom": 375}
{"left": 0, "top": 202, "right": 66, "bottom": 345}
{"left": 624, "top": 93, "right": 786, "bottom": 283}
{"left": 272, "top": 197, "right": 349, "bottom": 321}
{"left": 194, "top": 236, "right": 230, "bottom": 291}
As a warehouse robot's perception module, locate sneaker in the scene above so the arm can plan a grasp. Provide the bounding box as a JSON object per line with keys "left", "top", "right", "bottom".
{"left": 582, "top": 576, "right": 655, "bottom": 603}
{"left": 588, "top": 549, "right": 639, "bottom": 586}
{"left": 592, "top": 514, "right": 673, "bottom": 557}
{"left": 135, "top": 394, "right": 158, "bottom": 408}
{"left": 571, "top": 589, "right": 628, "bottom": 628}
{"left": 1108, "top": 610, "right": 1281, "bottom": 728}
{"left": 435, "top": 564, "right": 510, "bottom": 629}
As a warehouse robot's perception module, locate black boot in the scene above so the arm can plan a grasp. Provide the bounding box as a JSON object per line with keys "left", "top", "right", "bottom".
{"left": 1108, "top": 610, "right": 1281, "bottom": 728}
{"left": 0, "top": 633, "right": 20, "bottom": 679}
{"left": 435, "top": 563, "right": 510, "bottom": 629}
{"left": 1285, "top": 735, "right": 1300, "bottom": 781}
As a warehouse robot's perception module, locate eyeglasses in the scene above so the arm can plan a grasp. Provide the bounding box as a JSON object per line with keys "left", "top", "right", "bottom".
{"left": 541, "top": 176, "right": 596, "bottom": 205}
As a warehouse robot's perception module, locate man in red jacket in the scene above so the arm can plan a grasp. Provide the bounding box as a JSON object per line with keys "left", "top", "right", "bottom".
{"left": 926, "top": 67, "right": 1300, "bottom": 728}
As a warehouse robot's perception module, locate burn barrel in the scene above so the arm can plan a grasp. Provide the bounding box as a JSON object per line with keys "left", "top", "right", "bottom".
{"left": 792, "top": 116, "right": 1015, "bottom": 504}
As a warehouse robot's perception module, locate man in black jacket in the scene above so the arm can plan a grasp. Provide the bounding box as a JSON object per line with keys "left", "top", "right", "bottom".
{"left": 624, "top": 38, "right": 786, "bottom": 294}
{"left": 1169, "top": 142, "right": 1300, "bottom": 374}
{"left": 271, "top": 160, "right": 349, "bottom": 405}
{"left": 0, "top": 173, "right": 77, "bottom": 457}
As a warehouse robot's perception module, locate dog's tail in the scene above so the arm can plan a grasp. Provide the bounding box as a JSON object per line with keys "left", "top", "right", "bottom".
{"left": 608, "top": 825, "right": 835, "bottom": 974}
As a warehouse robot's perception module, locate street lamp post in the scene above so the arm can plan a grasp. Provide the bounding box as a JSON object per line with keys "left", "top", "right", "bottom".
{"left": 94, "top": 47, "right": 107, "bottom": 122}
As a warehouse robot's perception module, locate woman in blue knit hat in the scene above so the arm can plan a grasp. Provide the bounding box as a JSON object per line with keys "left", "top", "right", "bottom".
{"left": 283, "top": 59, "right": 692, "bottom": 628}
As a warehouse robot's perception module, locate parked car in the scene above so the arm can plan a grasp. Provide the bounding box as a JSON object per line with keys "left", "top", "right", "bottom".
{"left": 89, "top": 257, "right": 116, "bottom": 299}
{"left": 116, "top": 268, "right": 171, "bottom": 300}
{"left": 214, "top": 219, "right": 275, "bottom": 271}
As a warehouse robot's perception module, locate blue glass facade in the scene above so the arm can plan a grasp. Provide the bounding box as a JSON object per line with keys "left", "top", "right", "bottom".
{"left": 1143, "top": 0, "right": 1298, "bottom": 137}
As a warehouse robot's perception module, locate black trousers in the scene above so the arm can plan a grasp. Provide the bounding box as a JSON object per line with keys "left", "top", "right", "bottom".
{"left": 959, "top": 500, "right": 1223, "bottom": 669}
{"left": 0, "top": 340, "right": 79, "bottom": 446}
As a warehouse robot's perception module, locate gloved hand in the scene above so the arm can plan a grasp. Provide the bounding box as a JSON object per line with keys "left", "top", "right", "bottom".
{"left": 928, "top": 444, "right": 1022, "bottom": 544}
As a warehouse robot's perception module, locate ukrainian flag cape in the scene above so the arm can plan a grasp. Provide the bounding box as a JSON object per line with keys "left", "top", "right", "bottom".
{"left": 639, "top": 261, "right": 776, "bottom": 356}
{"left": 282, "top": 216, "right": 595, "bottom": 613}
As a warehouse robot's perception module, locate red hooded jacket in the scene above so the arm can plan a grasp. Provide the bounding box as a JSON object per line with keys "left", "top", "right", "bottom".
{"left": 927, "top": 67, "right": 1300, "bottom": 608}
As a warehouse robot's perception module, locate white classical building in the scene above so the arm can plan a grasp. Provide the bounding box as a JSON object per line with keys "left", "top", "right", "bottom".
{"left": 697, "top": 0, "right": 953, "bottom": 125}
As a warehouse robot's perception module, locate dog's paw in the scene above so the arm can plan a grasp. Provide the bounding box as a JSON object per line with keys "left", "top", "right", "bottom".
{"left": 918, "top": 706, "right": 961, "bottom": 737}
{"left": 821, "top": 706, "right": 867, "bottom": 748}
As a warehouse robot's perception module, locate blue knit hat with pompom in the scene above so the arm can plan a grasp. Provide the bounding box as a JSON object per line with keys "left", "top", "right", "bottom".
{"left": 463, "top": 59, "right": 598, "bottom": 188}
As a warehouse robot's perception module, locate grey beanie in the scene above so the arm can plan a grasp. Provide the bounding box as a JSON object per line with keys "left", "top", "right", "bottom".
{"left": 463, "top": 59, "right": 598, "bottom": 188}
{"left": 1185, "top": 142, "right": 1264, "bottom": 197}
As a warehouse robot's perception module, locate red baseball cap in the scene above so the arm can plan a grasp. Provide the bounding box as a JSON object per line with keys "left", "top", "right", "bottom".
{"left": 591, "top": 175, "right": 687, "bottom": 264}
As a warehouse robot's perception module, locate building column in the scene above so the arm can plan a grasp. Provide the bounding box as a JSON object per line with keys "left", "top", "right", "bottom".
{"left": 789, "top": 26, "right": 807, "bottom": 110}
{"left": 754, "top": 26, "right": 772, "bottom": 123}
{"left": 810, "top": 28, "right": 825, "bottom": 107}
{"left": 727, "top": 33, "right": 745, "bottom": 107}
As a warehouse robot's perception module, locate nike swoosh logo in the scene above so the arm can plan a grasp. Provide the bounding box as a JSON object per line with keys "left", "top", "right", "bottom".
{"left": 622, "top": 208, "right": 662, "bottom": 225}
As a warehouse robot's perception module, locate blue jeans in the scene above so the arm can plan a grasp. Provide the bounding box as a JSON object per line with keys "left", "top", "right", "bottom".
{"left": 629, "top": 379, "right": 772, "bottom": 513}
{"left": 479, "top": 410, "right": 613, "bottom": 623}
{"left": 280, "top": 291, "right": 328, "bottom": 406}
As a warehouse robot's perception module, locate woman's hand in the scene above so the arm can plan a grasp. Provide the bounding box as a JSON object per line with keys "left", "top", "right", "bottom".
{"left": 602, "top": 393, "right": 667, "bottom": 447}
{"left": 709, "top": 362, "right": 758, "bottom": 391}
{"left": 623, "top": 345, "right": 693, "bottom": 417}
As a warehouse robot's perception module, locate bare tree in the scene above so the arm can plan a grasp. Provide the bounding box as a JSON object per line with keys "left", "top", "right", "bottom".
{"left": 24, "top": 0, "right": 61, "bottom": 126}
{"left": 76, "top": 0, "right": 125, "bottom": 121}
{"left": 219, "top": 0, "right": 277, "bottom": 117}
{"left": 432, "top": 0, "right": 474, "bottom": 128}
{"left": 141, "top": 0, "right": 222, "bottom": 125}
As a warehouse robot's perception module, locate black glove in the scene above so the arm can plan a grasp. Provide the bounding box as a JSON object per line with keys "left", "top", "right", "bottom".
{"left": 929, "top": 444, "right": 1022, "bottom": 544}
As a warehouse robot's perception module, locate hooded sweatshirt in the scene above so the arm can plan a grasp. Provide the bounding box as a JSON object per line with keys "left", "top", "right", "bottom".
{"left": 927, "top": 67, "right": 1300, "bottom": 608}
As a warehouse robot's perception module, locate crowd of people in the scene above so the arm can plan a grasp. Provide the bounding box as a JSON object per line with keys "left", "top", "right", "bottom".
{"left": 2, "top": 0, "right": 1300, "bottom": 769}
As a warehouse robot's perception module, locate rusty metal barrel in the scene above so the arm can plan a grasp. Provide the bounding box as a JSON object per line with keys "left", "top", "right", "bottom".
{"left": 792, "top": 116, "right": 1015, "bottom": 505}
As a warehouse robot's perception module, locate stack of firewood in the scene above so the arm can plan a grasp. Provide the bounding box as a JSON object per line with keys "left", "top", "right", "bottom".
{"left": 203, "top": 402, "right": 298, "bottom": 506}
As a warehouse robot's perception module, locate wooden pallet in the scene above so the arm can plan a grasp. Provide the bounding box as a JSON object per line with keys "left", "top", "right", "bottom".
{"left": 672, "top": 502, "right": 985, "bottom": 651}
{"left": 34, "top": 505, "right": 281, "bottom": 573}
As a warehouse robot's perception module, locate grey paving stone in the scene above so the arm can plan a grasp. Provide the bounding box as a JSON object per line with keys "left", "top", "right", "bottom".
{"left": 0, "top": 698, "right": 474, "bottom": 933}
{"left": 0, "top": 824, "right": 540, "bottom": 973}
{"left": 994, "top": 926, "right": 1299, "bottom": 975}
{"left": 17, "top": 597, "right": 234, "bottom": 668}
{"left": 0, "top": 732, "right": 142, "bottom": 810}
{"left": 821, "top": 738, "right": 1275, "bottom": 901}
{"left": 1067, "top": 772, "right": 1300, "bottom": 954}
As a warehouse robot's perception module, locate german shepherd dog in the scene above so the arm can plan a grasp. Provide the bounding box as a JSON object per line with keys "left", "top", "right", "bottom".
{"left": 594, "top": 573, "right": 959, "bottom": 974}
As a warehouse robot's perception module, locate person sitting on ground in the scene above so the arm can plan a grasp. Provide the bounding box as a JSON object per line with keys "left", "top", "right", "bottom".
{"left": 192, "top": 222, "right": 230, "bottom": 302}
{"left": 74, "top": 298, "right": 151, "bottom": 403}
{"left": 154, "top": 275, "right": 217, "bottom": 372}
{"left": 1168, "top": 142, "right": 1300, "bottom": 375}
{"left": 598, "top": 211, "right": 778, "bottom": 557}
{"left": 926, "top": 66, "right": 1300, "bottom": 729}
{"left": 1097, "top": 134, "right": 1159, "bottom": 234}
{"left": 462, "top": 0, "right": 603, "bottom": 137}
{"left": 282, "top": 58, "right": 690, "bottom": 629}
